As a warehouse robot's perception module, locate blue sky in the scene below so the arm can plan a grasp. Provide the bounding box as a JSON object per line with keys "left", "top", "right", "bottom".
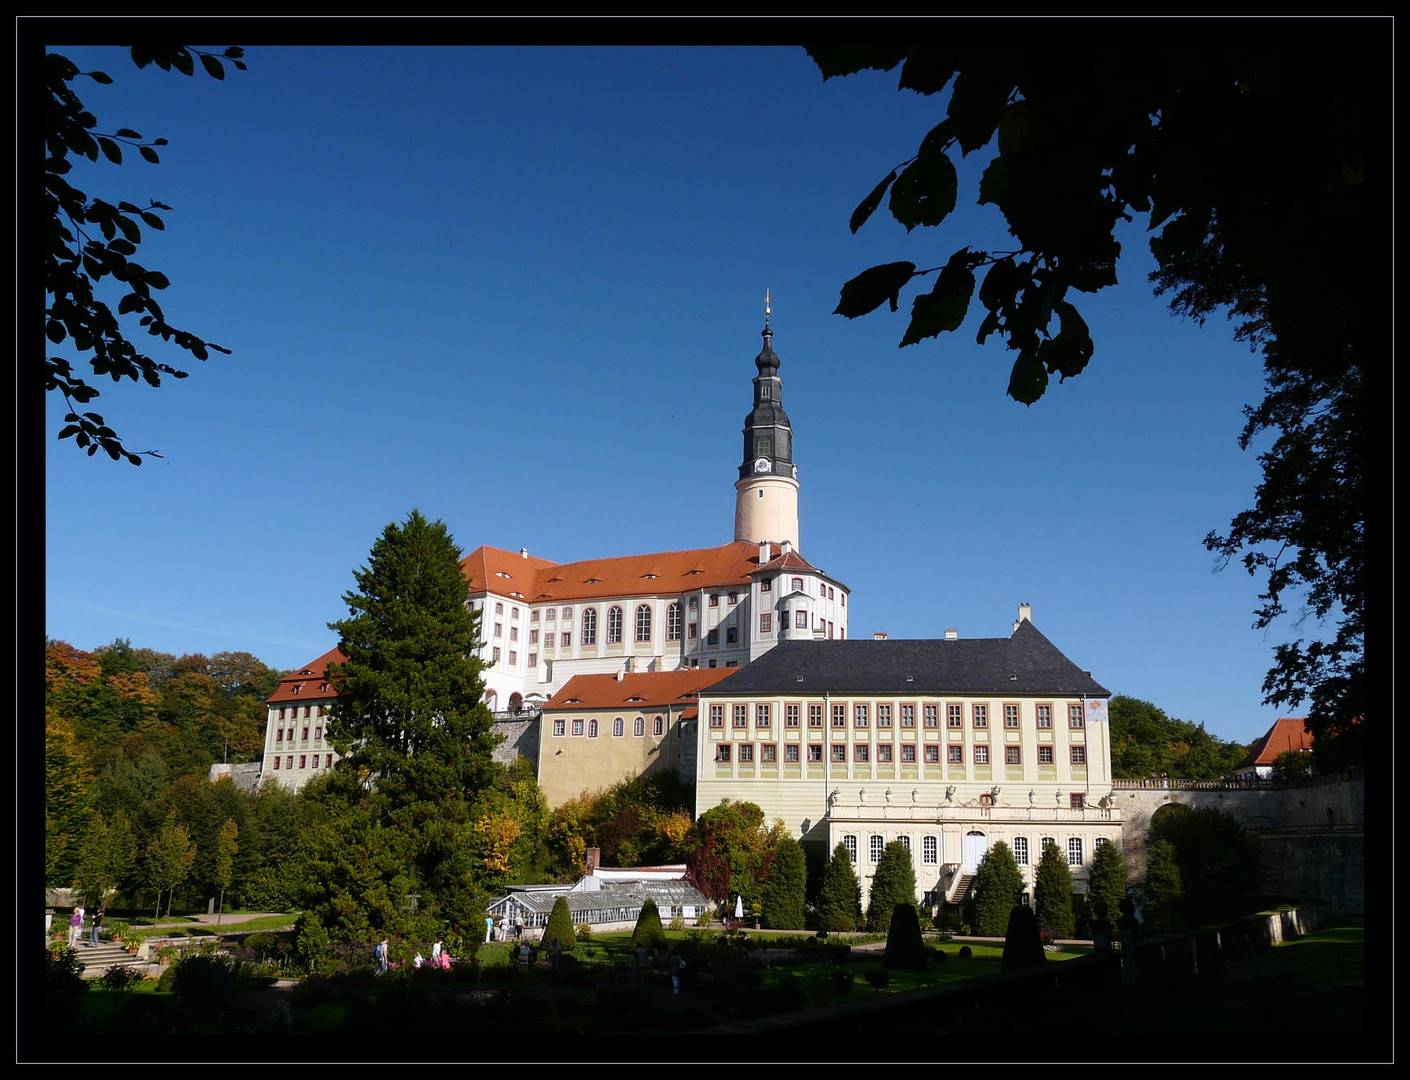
{"left": 43, "top": 44, "right": 1306, "bottom": 747}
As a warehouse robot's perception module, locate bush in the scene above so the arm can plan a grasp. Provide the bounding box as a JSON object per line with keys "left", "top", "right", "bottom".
{"left": 883, "top": 902, "right": 928, "bottom": 970}
{"left": 864, "top": 967, "right": 891, "bottom": 992}
{"left": 44, "top": 947, "right": 88, "bottom": 1030}
{"left": 575, "top": 923, "right": 594, "bottom": 941}
{"left": 541, "top": 897, "right": 577, "bottom": 949}
{"left": 669, "top": 917, "right": 686, "bottom": 932}
{"left": 632, "top": 898, "right": 667, "bottom": 951}
{"left": 97, "top": 965, "right": 143, "bottom": 991}
{"left": 1000, "top": 904, "right": 1047, "bottom": 971}
{"left": 168, "top": 954, "right": 239, "bottom": 1006}
{"left": 957, "top": 945, "right": 972, "bottom": 958}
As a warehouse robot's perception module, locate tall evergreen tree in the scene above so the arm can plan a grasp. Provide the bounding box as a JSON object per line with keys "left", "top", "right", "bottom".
{"left": 1086, "top": 839, "right": 1127, "bottom": 939}
{"left": 1033, "top": 840, "right": 1075, "bottom": 939}
{"left": 758, "top": 835, "right": 807, "bottom": 929}
{"left": 816, "top": 842, "right": 863, "bottom": 932}
{"left": 970, "top": 840, "right": 1024, "bottom": 936}
{"left": 866, "top": 840, "right": 918, "bottom": 934}
{"left": 1141, "top": 838, "right": 1184, "bottom": 931}
{"left": 326, "top": 510, "right": 498, "bottom": 805}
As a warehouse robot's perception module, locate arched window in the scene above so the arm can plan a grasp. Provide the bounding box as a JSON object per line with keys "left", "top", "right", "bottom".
{"left": 791, "top": 577, "right": 804, "bottom": 593}
{"left": 635, "top": 604, "right": 652, "bottom": 642}
{"left": 613, "top": 717, "right": 625, "bottom": 737}
{"left": 634, "top": 716, "right": 645, "bottom": 736}
{"left": 607, "top": 606, "right": 623, "bottom": 644}
{"left": 653, "top": 715, "right": 664, "bottom": 736}
{"left": 666, "top": 602, "right": 682, "bottom": 641}
{"left": 588, "top": 719, "right": 598, "bottom": 738}
{"left": 581, "top": 607, "right": 597, "bottom": 645}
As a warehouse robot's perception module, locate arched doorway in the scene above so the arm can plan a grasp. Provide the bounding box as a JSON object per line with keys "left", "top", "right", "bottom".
{"left": 508, "top": 692, "right": 523, "bottom": 714}
{"left": 962, "top": 831, "right": 987, "bottom": 874}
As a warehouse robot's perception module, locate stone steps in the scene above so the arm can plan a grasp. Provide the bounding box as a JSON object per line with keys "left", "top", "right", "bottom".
{"left": 72, "top": 939, "right": 149, "bottom": 979}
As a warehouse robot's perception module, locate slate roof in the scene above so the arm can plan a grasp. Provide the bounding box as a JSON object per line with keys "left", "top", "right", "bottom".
{"left": 698, "top": 620, "right": 1109, "bottom": 698}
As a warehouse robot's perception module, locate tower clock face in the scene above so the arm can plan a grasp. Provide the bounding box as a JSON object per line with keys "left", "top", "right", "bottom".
{"left": 753, "top": 457, "right": 772, "bottom": 474}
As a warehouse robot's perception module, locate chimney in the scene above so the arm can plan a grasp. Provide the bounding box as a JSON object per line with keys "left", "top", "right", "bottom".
{"left": 781, "top": 540, "right": 793, "bottom": 555}
{"left": 585, "top": 847, "right": 601, "bottom": 872}
{"left": 520, "top": 548, "right": 528, "bottom": 558}
{"left": 616, "top": 667, "right": 626, "bottom": 682}
{"left": 944, "top": 628, "right": 958, "bottom": 640}
{"left": 873, "top": 631, "right": 888, "bottom": 641}
{"left": 759, "top": 540, "right": 772, "bottom": 564}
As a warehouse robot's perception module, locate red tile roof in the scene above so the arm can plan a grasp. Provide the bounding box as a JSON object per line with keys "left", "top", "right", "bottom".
{"left": 464, "top": 541, "right": 778, "bottom": 604}
{"left": 461, "top": 546, "right": 560, "bottom": 598}
{"left": 545, "top": 668, "right": 738, "bottom": 711}
{"left": 754, "top": 548, "right": 818, "bottom": 575}
{"left": 266, "top": 646, "right": 347, "bottom": 704}
{"left": 1242, "top": 717, "right": 1313, "bottom": 767}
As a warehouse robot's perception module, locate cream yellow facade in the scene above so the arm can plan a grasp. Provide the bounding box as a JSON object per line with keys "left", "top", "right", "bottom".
{"left": 694, "top": 612, "right": 1123, "bottom": 910}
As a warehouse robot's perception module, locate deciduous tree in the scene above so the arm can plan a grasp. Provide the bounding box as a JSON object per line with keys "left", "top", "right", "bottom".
{"left": 808, "top": 42, "right": 1372, "bottom": 764}
{"left": 213, "top": 818, "right": 238, "bottom": 924}
{"left": 145, "top": 811, "right": 196, "bottom": 918}
{"left": 44, "top": 46, "right": 245, "bottom": 464}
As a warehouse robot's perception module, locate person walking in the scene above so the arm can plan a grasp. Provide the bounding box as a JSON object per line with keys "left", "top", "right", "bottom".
{"left": 374, "top": 937, "right": 389, "bottom": 976}
{"left": 68, "top": 908, "right": 82, "bottom": 949}
{"left": 667, "top": 948, "right": 685, "bottom": 995}
{"left": 89, "top": 908, "right": 103, "bottom": 948}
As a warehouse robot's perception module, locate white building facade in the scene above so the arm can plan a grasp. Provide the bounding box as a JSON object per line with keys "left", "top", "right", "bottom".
{"left": 694, "top": 606, "right": 1123, "bottom": 911}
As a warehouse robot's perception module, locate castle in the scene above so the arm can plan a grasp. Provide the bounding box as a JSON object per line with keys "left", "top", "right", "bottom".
{"left": 259, "top": 302, "right": 1120, "bottom": 909}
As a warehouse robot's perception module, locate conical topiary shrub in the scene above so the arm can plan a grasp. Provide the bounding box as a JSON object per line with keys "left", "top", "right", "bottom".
{"left": 542, "top": 896, "right": 577, "bottom": 949}
{"left": 632, "top": 898, "right": 667, "bottom": 951}
{"left": 1000, "top": 903, "right": 1047, "bottom": 971}
{"left": 883, "top": 902, "right": 928, "bottom": 970}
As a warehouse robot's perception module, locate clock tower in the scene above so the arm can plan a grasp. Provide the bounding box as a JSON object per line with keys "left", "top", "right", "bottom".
{"left": 734, "top": 293, "right": 800, "bottom": 549}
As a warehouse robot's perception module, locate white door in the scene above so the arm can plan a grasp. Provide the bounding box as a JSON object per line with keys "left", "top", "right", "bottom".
{"left": 962, "top": 831, "right": 987, "bottom": 874}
